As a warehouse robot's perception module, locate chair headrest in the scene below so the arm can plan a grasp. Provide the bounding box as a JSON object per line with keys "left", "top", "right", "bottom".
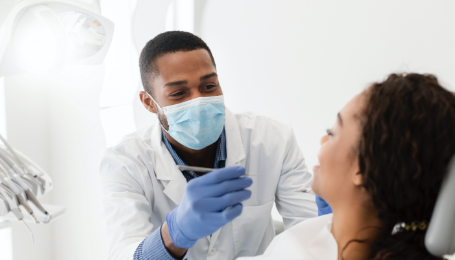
{"left": 425, "top": 156, "right": 455, "bottom": 256}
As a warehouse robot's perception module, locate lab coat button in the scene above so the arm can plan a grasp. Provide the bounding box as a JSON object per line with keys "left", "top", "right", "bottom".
{"left": 209, "top": 248, "right": 217, "bottom": 255}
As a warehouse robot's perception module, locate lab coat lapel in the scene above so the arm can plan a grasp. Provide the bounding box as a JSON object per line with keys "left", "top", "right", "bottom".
{"left": 149, "top": 123, "right": 187, "bottom": 205}
{"left": 206, "top": 107, "right": 246, "bottom": 247}
{"left": 224, "top": 107, "right": 246, "bottom": 166}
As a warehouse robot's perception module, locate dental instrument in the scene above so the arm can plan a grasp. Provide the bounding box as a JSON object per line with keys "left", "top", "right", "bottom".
{"left": 0, "top": 183, "right": 23, "bottom": 220}
{"left": 295, "top": 188, "right": 312, "bottom": 193}
{"left": 177, "top": 165, "right": 259, "bottom": 176}
{"left": 0, "top": 161, "right": 39, "bottom": 223}
{"left": 0, "top": 147, "right": 50, "bottom": 218}
{"left": 0, "top": 137, "right": 62, "bottom": 226}
{"left": 0, "top": 183, "right": 34, "bottom": 242}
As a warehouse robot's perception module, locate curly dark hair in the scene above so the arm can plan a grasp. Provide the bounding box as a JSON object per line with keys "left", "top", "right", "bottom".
{"left": 356, "top": 73, "right": 455, "bottom": 260}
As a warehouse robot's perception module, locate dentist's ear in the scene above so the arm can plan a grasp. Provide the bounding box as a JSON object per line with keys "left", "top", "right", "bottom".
{"left": 139, "top": 91, "right": 158, "bottom": 113}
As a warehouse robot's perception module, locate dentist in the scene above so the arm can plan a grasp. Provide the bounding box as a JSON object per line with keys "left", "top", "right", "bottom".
{"left": 100, "top": 31, "right": 317, "bottom": 260}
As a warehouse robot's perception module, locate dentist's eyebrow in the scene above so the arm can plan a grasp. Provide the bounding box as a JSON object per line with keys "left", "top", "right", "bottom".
{"left": 163, "top": 80, "right": 188, "bottom": 88}
{"left": 337, "top": 113, "right": 343, "bottom": 126}
{"left": 200, "top": 72, "right": 217, "bottom": 81}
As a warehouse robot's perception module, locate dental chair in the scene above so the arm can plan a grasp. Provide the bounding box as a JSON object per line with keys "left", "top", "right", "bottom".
{"left": 425, "top": 156, "right": 455, "bottom": 257}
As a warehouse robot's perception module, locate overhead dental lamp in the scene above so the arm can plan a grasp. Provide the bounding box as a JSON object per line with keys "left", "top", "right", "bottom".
{"left": 0, "top": 0, "right": 114, "bottom": 76}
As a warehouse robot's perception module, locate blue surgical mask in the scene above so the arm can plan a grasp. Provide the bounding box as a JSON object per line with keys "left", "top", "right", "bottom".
{"left": 148, "top": 94, "right": 225, "bottom": 150}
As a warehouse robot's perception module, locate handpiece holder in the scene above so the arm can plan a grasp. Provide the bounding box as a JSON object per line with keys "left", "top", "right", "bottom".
{"left": 0, "top": 143, "right": 63, "bottom": 224}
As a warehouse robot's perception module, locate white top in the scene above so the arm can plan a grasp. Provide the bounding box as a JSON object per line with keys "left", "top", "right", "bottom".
{"left": 99, "top": 107, "right": 317, "bottom": 260}
{"left": 237, "top": 214, "right": 337, "bottom": 260}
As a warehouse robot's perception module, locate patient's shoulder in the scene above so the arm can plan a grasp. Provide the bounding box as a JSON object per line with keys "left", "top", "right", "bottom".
{"left": 237, "top": 215, "right": 336, "bottom": 260}
{"left": 284, "top": 214, "right": 333, "bottom": 244}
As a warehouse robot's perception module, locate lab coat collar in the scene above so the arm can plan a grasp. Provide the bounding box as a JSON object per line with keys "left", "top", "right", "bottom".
{"left": 150, "top": 107, "right": 246, "bottom": 206}
{"left": 149, "top": 122, "right": 187, "bottom": 205}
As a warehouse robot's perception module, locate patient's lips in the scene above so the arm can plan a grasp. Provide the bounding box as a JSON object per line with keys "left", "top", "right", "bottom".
{"left": 313, "top": 165, "right": 320, "bottom": 173}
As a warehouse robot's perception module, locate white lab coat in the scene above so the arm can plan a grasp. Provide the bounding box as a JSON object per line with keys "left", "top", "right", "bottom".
{"left": 237, "top": 214, "right": 337, "bottom": 260}
{"left": 100, "top": 108, "right": 317, "bottom": 260}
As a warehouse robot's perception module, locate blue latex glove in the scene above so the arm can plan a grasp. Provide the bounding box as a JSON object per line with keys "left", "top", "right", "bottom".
{"left": 316, "top": 195, "right": 332, "bottom": 216}
{"left": 166, "top": 166, "right": 252, "bottom": 248}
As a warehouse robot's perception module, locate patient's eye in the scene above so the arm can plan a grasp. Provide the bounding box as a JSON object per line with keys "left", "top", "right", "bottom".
{"left": 326, "top": 129, "right": 334, "bottom": 136}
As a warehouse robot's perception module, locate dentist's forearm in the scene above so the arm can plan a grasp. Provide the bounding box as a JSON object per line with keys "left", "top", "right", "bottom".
{"left": 162, "top": 222, "right": 188, "bottom": 258}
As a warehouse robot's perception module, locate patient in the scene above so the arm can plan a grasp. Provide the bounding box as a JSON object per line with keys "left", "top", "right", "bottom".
{"left": 238, "top": 73, "right": 455, "bottom": 260}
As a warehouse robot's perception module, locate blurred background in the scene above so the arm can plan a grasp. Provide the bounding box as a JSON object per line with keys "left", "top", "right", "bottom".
{"left": 0, "top": 0, "right": 454, "bottom": 259}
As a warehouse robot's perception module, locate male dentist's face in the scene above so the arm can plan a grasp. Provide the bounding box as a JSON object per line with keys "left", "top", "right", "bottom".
{"left": 139, "top": 49, "right": 223, "bottom": 130}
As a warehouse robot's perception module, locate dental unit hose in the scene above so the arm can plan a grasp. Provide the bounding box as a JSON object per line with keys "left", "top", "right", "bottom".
{"left": 0, "top": 147, "right": 44, "bottom": 188}
{"left": 0, "top": 134, "right": 26, "bottom": 171}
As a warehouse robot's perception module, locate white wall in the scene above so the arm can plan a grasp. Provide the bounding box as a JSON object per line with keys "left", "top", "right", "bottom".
{"left": 199, "top": 0, "right": 455, "bottom": 169}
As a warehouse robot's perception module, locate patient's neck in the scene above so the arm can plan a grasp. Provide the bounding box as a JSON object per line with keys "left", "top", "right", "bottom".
{"left": 331, "top": 198, "right": 381, "bottom": 260}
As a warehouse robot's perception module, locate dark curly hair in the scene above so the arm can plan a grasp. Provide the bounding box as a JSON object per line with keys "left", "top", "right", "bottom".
{"left": 356, "top": 73, "right": 455, "bottom": 259}
{"left": 139, "top": 31, "right": 216, "bottom": 97}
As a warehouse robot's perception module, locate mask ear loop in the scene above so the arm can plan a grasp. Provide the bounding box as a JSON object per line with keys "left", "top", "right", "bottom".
{"left": 146, "top": 92, "right": 170, "bottom": 134}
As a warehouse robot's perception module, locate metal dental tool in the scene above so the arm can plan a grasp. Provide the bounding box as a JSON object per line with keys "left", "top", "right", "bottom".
{"left": 0, "top": 162, "right": 39, "bottom": 223}
{"left": 0, "top": 148, "right": 50, "bottom": 220}
{"left": 295, "top": 188, "right": 312, "bottom": 193}
{"left": 0, "top": 183, "right": 23, "bottom": 220}
{"left": 176, "top": 165, "right": 259, "bottom": 176}
{"left": 0, "top": 184, "right": 33, "bottom": 242}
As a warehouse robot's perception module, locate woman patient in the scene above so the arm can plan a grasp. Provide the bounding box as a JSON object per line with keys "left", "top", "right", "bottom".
{"left": 239, "top": 73, "right": 455, "bottom": 260}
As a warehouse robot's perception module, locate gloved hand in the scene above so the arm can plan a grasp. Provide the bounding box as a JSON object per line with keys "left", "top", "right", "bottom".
{"left": 316, "top": 195, "right": 332, "bottom": 216}
{"left": 166, "top": 166, "right": 252, "bottom": 248}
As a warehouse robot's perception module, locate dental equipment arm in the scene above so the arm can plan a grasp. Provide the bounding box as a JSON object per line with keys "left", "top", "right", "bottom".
{"left": 425, "top": 155, "right": 455, "bottom": 256}
{"left": 0, "top": 148, "right": 50, "bottom": 218}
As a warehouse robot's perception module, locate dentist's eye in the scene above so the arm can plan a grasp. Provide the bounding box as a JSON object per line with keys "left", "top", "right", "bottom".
{"left": 205, "top": 84, "right": 215, "bottom": 90}
{"left": 171, "top": 91, "right": 185, "bottom": 97}
{"left": 326, "top": 129, "right": 334, "bottom": 136}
